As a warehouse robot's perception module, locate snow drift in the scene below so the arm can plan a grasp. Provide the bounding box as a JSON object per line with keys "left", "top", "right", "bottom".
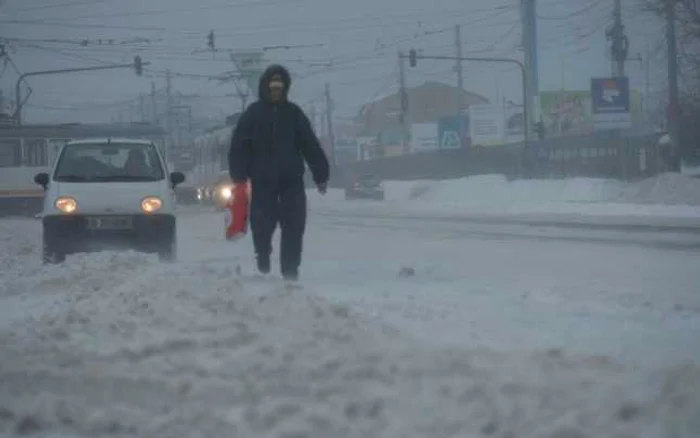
{"left": 1, "top": 220, "right": 699, "bottom": 437}
{"left": 385, "top": 173, "right": 700, "bottom": 206}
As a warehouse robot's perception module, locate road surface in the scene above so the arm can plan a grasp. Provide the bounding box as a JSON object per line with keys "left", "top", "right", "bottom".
{"left": 175, "top": 203, "right": 700, "bottom": 369}
{"left": 1, "top": 204, "right": 699, "bottom": 437}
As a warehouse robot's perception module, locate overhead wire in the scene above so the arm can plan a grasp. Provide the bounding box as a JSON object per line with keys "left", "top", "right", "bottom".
{"left": 10, "top": 0, "right": 307, "bottom": 21}
{"left": 7, "top": 11, "right": 522, "bottom": 83}
{"left": 536, "top": 0, "right": 607, "bottom": 20}
{"left": 3, "top": 0, "right": 560, "bottom": 121}
{"left": 8, "top": 0, "right": 107, "bottom": 13}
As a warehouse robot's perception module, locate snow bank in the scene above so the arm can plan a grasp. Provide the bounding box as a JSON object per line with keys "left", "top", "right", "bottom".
{"left": 310, "top": 175, "right": 700, "bottom": 223}
{"left": 1, "top": 221, "right": 699, "bottom": 437}
{"left": 413, "top": 174, "right": 615, "bottom": 205}
{"left": 412, "top": 173, "right": 700, "bottom": 206}
{"left": 610, "top": 173, "right": 700, "bottom": 205}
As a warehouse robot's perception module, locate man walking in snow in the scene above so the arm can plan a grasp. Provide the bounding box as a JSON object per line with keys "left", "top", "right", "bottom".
{"left": 228, "top": 64, "right": 330, "bottom": 281}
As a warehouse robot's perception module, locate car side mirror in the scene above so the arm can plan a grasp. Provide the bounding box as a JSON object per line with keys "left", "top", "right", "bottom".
{"left": 34, "top": 172, "right": 49, "bottom": 190}
{"left": 170, "top": 171, "right": 185, "bottom": 188}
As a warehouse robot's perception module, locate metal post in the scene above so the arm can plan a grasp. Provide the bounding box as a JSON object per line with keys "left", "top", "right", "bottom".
{"left": 521, "top": 0, "right": 539, "bottom": 132}
{"left": 608, "top": 0, "right": 628, "bottom": 77}
{"left": 150, "top": 81, "right": 158, "bottom": 124}
{"left": 398, "top": 51, "right": 408, "bottom": 153}
{"left": 455, "top": 24, "right": 463, "bottom": 115}
{"left": 644, "top": 43, "right": 650, "bottom": 122}
{"left": 324, "top": 82, "right": 336, "bottom": 166}
{"left": 139, "top": 94, "right": 145, "bottom": 122}
{"left": 404, "top": 54, "right": 529, "bottom": 145}
{"left": 165, "top": 70, "right": 173, "bottom": 164}
{"left": 614, "top": 0, "right": 624, "bottom": 76}
{"left": 666, "top": 0, "right": 680, "bottom": 170}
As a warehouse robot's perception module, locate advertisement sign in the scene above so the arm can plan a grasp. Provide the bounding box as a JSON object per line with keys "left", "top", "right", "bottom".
{"left": 539, "top": 90, "right": 593, "bottom": 137}
{"left": 468, "top": 104, "right": 506, "bottom": 146}
{"left": 410, "top": 123, "right": 439, "bottom": 153}
{"left": 357, "top": 136, "right": 377, "bottom": 161}
{"left": 590, "top": 77, "right": 632, "bottom": 130}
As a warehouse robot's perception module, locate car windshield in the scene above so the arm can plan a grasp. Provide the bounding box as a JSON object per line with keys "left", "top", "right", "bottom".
{"left": 53, "top": 142, "right": 165, "bottom": 182}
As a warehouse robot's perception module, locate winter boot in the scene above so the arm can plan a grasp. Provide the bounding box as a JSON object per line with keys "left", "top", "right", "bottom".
{"left": 256, "top": 254, "right": 271, "bottom": 275}
{"left": 282, "top": 268, "right": 299, "bottom": 282}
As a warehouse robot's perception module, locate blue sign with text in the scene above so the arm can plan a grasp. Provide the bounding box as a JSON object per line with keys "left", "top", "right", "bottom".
{"left": 591, "top": 77, "right": 630, "bottom": 114}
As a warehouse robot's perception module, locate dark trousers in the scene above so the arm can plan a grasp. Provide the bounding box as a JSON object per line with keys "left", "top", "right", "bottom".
{"left": 250, "top": 178, "right": 307, "bottom": 275}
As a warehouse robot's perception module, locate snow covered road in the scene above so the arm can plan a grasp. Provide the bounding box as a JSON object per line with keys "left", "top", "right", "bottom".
{"left": 177, "top": 204, "right": 700, "bottom": 368}
{"left": 1, "top": 204, "right": 699, "bottom": 437}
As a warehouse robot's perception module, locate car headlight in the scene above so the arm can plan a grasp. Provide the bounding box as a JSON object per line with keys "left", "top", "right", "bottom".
{"left": 220, "top": 186, "right": 232, "bottom": 199}
{"left": 55, "top": 196, "right": 77, "bottom": 213}
{"left": 141, "top": 196, "right": 162, "bottom": 214}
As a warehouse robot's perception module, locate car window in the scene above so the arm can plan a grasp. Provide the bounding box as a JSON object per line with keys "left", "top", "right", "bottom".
{"left": 53, "top": 142, "right": 165, "bottom": 182}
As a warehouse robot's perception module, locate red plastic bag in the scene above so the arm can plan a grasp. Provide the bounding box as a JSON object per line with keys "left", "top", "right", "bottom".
{"left": 224, "top": 182, "right": 250, "bottom": 241}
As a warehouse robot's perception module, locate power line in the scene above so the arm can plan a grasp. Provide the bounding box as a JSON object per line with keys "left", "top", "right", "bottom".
{"left": 9, "top": 0, "right": 107, "bottom": 13}
{"left": 14, "top": 0, "right": 302, "bottom": 22}
{"left": 0, "top": 3, "right": 516, "bottom": 33}
{"left": 537, "top": 0, "right": 607, "bottom": 20}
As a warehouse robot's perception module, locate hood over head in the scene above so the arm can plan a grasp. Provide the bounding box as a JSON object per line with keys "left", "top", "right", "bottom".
{"left": 258, "top": 64, "right": 291, "bottom": 102}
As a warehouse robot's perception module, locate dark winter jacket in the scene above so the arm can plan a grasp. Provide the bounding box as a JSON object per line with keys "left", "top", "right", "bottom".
{"left": 228, "top": 64, "right": 330, "bottom": 187}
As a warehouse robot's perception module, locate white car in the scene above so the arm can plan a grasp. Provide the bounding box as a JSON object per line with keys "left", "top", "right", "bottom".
{"left": 33, "top": 138, "right": 185, "bottom": 264}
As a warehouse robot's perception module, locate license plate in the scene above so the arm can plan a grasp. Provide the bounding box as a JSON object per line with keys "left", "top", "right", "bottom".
{"left": 86, "top": 216, "right": 133, "bottom": 230}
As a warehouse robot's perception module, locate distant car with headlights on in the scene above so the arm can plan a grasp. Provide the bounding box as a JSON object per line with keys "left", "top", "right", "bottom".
{"left": 33, "top": 138, "right": 185, "bottom": 264}
{"left": 210, "top": 171, "right": 235, "bottom": 210}
{"left": 344, "top": 174, "right": 384, "bottom": 200}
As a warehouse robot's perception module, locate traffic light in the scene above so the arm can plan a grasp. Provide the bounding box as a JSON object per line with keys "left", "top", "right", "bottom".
{"left": 134, "top": 55, "right": 142, "bottom": 76}
{"left": 408, "top": 49, "right": 417, "bottom": 67}
{"left": 207, "top": 30, "right": 215, "bottom": 50}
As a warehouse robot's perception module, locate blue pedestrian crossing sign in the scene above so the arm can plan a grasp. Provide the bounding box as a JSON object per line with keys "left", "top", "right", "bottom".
{"left": 440, "top": 130, "right": 460, "bottom": 149}
{"left": 438, "top": 115, "right": 467, "bottom": 149}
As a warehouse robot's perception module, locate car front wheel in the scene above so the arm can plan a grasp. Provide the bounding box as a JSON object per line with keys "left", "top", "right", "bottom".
{"left": 158, "top": 233, "right": 177, "bottom": 263}
{"left": 42, "top": 237, "right": 65, "bottom": 265}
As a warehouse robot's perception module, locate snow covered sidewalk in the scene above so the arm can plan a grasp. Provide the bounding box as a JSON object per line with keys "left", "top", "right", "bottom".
{"left": 1, "top": 220, "right": 699, "bottom": 437}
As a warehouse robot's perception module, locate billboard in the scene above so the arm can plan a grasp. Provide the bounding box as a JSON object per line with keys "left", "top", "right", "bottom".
{"left": 410, "top": 123, "right": 439, "bottom": 153}
{"left": 469, "top": 104, "right": 506, "bottom": 146}
{"left": 590, "top": 77, "right": 632, "bottom": 131}
{"left": 356, "top": 136, "right": 376, "bottom": 161}
{"left": 539, "top": 90, "right": 593, "bottom": 137}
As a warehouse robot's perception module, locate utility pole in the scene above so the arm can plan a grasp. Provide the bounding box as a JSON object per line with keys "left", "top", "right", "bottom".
{"left": 521, "top": 0, "right": 538, "bottom": 133}
{"left": 324, "top": 82, "right": 336, "bottom": 166}
{"left": 398, "top": 50, "right": 409, "bottom": 153}
{"left": 644, "top": 43, "right": 650, "bottom": 122}
{"left": 139, "top": 94, "right": 145, "bottom": 122}
{"left": 666, "top": 0, "right": 680, "bottom": 170}
{"left": 150, "top": 81, "right": 157, "bottom": 125}
{"left": 165, "top": 70, "right": 173, "bottom": 164}
{"left": 455, "top": 24, "right": 463, "bottom": 115}
{"left": 607, "top": 0, "right": 628, "bottom": 77}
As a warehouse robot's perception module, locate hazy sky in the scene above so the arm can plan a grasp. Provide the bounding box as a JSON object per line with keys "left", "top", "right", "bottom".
{"left": 0, "top": 0, "right": 667, "bottom": 126}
